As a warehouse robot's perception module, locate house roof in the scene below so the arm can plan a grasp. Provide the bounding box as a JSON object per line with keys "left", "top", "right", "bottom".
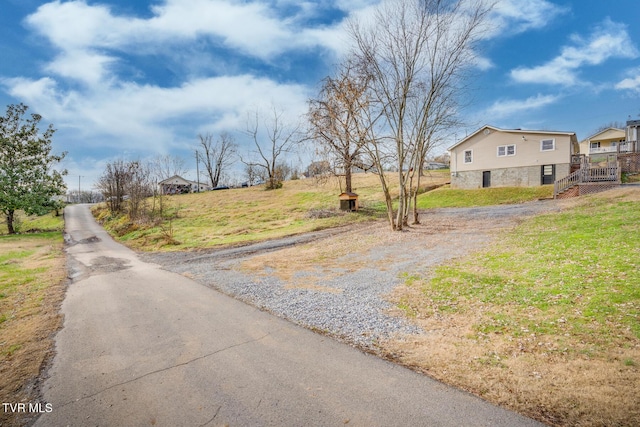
{"left": 158, "top": 175, "right": 188, "bottom": 184}
{"left": 580, "top": 127, "right": 625, "bottom": 143}
{"left": 448, "top": 125, "right": 577, "bottom": 151}
{"left": 158, "top": 175, "right": 207, "bottom": 187}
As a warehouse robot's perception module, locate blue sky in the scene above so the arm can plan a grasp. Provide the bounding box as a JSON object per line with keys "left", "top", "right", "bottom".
{"left": 1, "top": 0, "right": 639, "bottom": 190}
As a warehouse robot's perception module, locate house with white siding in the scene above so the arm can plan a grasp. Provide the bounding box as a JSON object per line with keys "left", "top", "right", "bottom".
{"left": 448, "top": 125, "right": 579, "bottom": 189}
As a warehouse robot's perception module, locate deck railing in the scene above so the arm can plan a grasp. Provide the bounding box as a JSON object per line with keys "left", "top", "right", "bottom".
{"left": 586, "top": 165, "right": 619, "bottom": 181}
{"left": 589, "top": 141, "right": 638, "bottom": 154}
{"left": 554, "top": 162, "right": 620, "bottom": 198}
{"left": 554, "top": 169, "right": 582, "bottom": 197}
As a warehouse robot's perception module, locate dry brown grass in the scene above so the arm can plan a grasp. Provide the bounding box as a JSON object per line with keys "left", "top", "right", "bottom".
{"left": 381, "top": 305, "right": 640, "bottom": 427}
{"left": 96, "top": 171, "right": 452, "bottom": 251}
{"left": 0, "top": 234, "right": 66, "bottom": 427}
{"left": 240, "top": 222, "right": 382, "bottom": 290}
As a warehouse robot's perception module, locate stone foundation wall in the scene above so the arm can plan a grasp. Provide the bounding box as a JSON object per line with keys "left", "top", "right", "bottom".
{"left": 451, "top": 164, "right": 570, "bottom": 189}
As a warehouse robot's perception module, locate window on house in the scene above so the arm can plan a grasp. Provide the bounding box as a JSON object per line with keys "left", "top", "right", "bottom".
{"left": 464, "top": 150, "right": 472, "bottom": 163}
{"left": 541, "top": 139, "right": 555, "bottom": 151}
{"left": 590, "top": 141, "right": 601, "bottom": 149}
{"left": 497, "top": 144, "right": 516, "bottom": 157}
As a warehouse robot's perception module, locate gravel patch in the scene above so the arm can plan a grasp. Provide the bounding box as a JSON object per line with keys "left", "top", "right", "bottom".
{"left": 141, "top": 200, "right": 563, "bottom": 351}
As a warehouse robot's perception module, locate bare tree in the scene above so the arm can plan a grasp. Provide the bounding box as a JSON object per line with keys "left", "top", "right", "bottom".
{"left": 244, "top": 162, "right": 264, "bottom": 186}
{"left": 241, "top": 106, "right": 302, "bottom": 190}
{"left": 150, "top": 154, "right": 188, "bottom": 182}
{"left": 126, "top": 161, "right": 153, "bottom": 220}
{"left": 96, "top": 159, "right": 152, "bottom": 218}
{"left": 308, "top": 61, "right": 376, "bottom": 193}
{"left": 96, "top": 159, "right": 133, "bottom": 214}
{"left": 197, "top": 132, "right": 237, "bottom": 188}
{"left": 347, "top": 0, "right": 492, "bottom": 229}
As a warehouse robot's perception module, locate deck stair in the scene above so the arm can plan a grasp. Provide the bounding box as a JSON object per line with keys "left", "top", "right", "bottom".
{"left": 554, "top": 159, "right": 621, "bottom": 199}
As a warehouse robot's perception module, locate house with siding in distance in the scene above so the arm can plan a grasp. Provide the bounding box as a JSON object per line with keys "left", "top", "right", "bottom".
{"left": 158, "top": 175, "right": 212, "bottom": 194}
{"left": 448, "top": 125, "right": 579, "bottom": 189}
{"left": 579, "top": 128, "right": 626, "bottom": 156}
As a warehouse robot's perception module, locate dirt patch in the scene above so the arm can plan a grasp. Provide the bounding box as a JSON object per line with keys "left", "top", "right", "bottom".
{"left": 0, "top": 237, "right": 67, "bottom": 427}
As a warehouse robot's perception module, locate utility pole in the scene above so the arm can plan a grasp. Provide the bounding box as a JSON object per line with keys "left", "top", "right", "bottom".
{"left": 78, "top": 175, "right": 84, "bottom": 203}
{"left": 195, "top": 150, "right": 200, "bottom": 193}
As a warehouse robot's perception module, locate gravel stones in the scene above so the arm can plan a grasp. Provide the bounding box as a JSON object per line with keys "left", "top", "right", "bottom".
{"left": 142, "top": 201, "right": 561, "bottom": 352}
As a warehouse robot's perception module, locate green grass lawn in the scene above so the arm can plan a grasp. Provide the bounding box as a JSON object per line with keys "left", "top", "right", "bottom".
{"left": 425, "top": 193, "right": 639, "bottom": 342}
{"left": 95, "top": 172, "right": 454, "bottom": 251}
{"left": 390, "top": 187, "right": 640, "bottom": 426}
{"left": 94, "top": 173, "right": 563, "bottom": 251}
{"left": 417, "top": 185, "right": 554, "bottom": 208}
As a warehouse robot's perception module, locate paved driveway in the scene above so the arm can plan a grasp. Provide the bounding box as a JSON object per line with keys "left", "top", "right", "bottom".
{"left": 35, "top": 204, "right": 543, "bottom": 426}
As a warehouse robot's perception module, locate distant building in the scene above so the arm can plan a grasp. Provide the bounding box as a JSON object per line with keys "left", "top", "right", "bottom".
{"left": 158, "top": 175, "right": 212, "bottom": 194}
{"left": 579, "top": 128, "right": 627, "bottom": 155}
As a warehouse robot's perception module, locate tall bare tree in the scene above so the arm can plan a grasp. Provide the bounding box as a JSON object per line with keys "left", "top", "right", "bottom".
{"left": 241, "top": 106, "right": 302, "bottom": 190}
{"left": 347, "top": 0, "right": 491, "bottom": 230}
{"left": 197, "top": 132, "right": 237, "bottom": 188}
{"left": 308, "top": 61, "right": 376, "bottom": 193}
{"left": 96, "top": 159, "right": 153, "bottom": 218}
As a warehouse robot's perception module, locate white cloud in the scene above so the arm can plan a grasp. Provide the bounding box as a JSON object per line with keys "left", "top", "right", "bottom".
{"left": 26, "top": 0, "right": 343, "bottom": 64}
{"left": 616, "top": 67, "right": 640, "bottom": 93}
{"left": 45, "top": 50, "right": 117, "bottom": 85}
{"left": 26, "top": 1, "right": 136, "bottom": 50}
{"left": 473, "top": 56, "right": 494, "bottom": 71}
{"left": 510, "top": 19, "right": 639, "bottom": 86}
{"left": 487, "top": 0, "right": 568, "bottom": 37}
{"left": 8, "top": 0, "right": 329, "bottom": 158}
{"left": 484, "top": 93, "right": 560, "bottom": 119}
{"left": 2, "top": 74, "right": 311, "bottom": 151}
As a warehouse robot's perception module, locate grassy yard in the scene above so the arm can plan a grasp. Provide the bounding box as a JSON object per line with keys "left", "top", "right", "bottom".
{"left": 94, "top": 172, "right": 454, "bottom": 251}
{"left": 93, "top": 172, "right": 563, "bottom": 251}
{"left": 91, "top": 177, "right": 640, "bottom": 425}
{"left": 387, "top": 187, "right": 640, "bottom": 426}
{"left": 417, "top": 184, "right": 554, "bottom": 208}
{"left": 0, "top": 212, "right": 66, "bottom": 427}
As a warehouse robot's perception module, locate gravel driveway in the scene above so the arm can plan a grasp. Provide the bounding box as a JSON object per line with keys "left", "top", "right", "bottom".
{"left": 142, "top": 200, "right": 563, "bottom": 351}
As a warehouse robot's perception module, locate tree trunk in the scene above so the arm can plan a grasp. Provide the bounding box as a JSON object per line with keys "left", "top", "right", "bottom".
{"left": 345, "top": 157, "right": 353, "bottom": 193}
{"left": 412, "top": 169, "right": 421, "bottom": 224}
{"left": 395, "top": 169, "right": 405, "bottom": 231}
{"left": 6, "top": 210, "right": 15, "bottom": 234}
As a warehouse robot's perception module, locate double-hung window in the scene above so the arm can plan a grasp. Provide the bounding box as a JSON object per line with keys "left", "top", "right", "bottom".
{"left": 541, "top": 139, "right": 555, "bottom": 151}
{"left": 464, "top": 149, "right": 473, "bottom": 163}
{"left": 497, "top": 144, "right": 516, "bottom": 157}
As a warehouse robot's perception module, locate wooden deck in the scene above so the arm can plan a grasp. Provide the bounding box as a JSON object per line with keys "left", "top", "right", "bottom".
{"left": 554, "top": 162, "right": 621, "bottom": 198}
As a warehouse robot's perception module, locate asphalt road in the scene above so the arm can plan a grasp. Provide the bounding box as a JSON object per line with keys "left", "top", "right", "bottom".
{"left": 35, "top": 204, "right": 543, "bottom": 427}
